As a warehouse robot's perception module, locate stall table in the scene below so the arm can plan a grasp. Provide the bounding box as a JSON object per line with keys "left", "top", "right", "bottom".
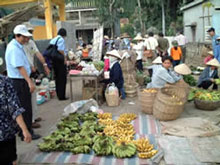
{"left": 68, "top": 72, "right": 103, "bottom": 103}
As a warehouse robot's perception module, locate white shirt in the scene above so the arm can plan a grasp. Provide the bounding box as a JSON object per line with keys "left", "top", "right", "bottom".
{"left": 174, "top": 34, "right": 187, "bottom": 46}
{"left": 133, "top": 42, "right": 144, "bottom": 60}
{"left": 23, "top": 39, "right": 39, "bottom": 67}
{"left": 144, "top": 37, "right": 158, "bottom": 51}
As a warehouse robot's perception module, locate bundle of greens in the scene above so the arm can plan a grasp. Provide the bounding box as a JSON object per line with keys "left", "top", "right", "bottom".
{"left": 183, "top": 75, "right": 197, "bottom": 86}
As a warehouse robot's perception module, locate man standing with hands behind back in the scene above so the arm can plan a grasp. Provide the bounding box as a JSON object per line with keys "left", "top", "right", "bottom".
{"left": 5, "top": 25, "right": 41, "bottom": 140}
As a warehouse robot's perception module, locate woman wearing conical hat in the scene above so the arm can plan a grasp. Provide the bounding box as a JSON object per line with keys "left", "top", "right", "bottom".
{"left": 198, "top": 58, "right": 219, "bottom": 90}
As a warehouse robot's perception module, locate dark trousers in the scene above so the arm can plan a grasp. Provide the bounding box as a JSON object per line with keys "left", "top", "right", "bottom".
{"left": 136, "top": 59, "right": 143, "bottom": 72}
{"left": 180, "top": 46, "right": 186, "bottom": 63}
{"left": 198, "top": 80, "right": 218, "bottom": 90}
{"left": 53, "top": 60, "right": 67, "bottom": 100}
{"left": 0, "top": 137, "right": 16, "bottom": 164}
{"left": 173, "top": 60, "right": 180, "bottom": 67}
{"left": 11, "top": 79, "right": 33, "bottom": 136}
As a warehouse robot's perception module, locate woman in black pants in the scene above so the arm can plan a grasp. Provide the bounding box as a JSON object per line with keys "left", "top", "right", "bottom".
{"left": 49, "top": 28, "right": 68, "bottom": 100}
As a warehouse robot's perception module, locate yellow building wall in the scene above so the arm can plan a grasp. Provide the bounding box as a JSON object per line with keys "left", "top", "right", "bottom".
{"left": 33, "top": 24, "right": 57, "bottom": 40}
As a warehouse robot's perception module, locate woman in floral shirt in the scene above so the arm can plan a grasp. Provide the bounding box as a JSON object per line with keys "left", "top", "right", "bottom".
{"left": 0, "top": 75, "right": 32, "bottom": 165}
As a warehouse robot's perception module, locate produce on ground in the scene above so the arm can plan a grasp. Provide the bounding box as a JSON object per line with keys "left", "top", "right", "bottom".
{"left": 38, "top": 112, "right": 158, "bottom": 159}
{"left": 183, "top": 75, "right": 197, "bottom": 86}
{"left": 113, "top": 142, "right": 137, "bottom": 158}
{"left": 188, "top": 88, "right": 220, "bottom": 101}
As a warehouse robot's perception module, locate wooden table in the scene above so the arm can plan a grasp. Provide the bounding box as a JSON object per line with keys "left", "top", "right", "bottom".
{"left": 68, "top": 72, "right": 103, "bottom": 102}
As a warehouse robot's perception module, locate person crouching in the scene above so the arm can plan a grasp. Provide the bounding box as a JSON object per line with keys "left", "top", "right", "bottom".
{"left": 198, "top": 58, "right": 219, "bottom": 90}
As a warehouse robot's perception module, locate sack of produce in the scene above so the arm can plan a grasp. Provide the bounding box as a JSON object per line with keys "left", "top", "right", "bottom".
{"left": 105, "top": 83, "right": 120, "bottom": 106}
{"left": 153, "top": 87, "right": 185, "bottom": 121}
{"left": 194, "top": 90, "right": 220, "bottom": 111}
{"left": 138, "top": 88, "right": 158, "bottom": 114}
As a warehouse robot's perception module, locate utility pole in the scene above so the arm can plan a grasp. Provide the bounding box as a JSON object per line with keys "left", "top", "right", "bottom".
{"left": 162, "top": 0, "right": 165, "bottom": 35}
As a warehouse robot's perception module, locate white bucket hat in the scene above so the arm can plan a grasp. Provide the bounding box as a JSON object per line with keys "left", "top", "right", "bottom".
{"left": 217, "top": 36, "right": 220, "bottom": 40}
{"left": 134, "top": 35, "right": 143, "bottom": 41}
{"left": 13, "top": 25, "right": 32, "bottom": 37}
{"left": 208, "top": 51, "right": 214, "bottom": 56}
{"left": 152, "top": 56, "right": 162, "bottom": 64}
{"left": 174, "top": 63, "right": 192, "bottom": 75}
{"left": 206, "top": 58, "right": 220, "bottom": 67}
{"left": 106, "top": 50, "right": 122, "bottom": 60}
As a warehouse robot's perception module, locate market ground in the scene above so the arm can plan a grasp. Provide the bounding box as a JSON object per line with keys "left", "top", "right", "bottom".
{"left": 17, "top": 79, "right": 220, "bottom": 165}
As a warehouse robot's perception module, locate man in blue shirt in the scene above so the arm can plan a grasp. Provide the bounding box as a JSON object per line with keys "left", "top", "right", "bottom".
{"left": 5, "top": 25, "right": 41, "bottom": 140}
{"left": 207, "top": 27, "right": 219, "bottom": 58}
{"left": 215, "top": 37, "right": 220, "bottom": 62}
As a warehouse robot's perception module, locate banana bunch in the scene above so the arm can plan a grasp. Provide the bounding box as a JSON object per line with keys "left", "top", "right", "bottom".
{"left": 103, "top": 120, "right": 135, "bottom": 143}
{"left": 113, "top": 142, "right": 136, "bottom": 158}
{"left": 92, "top": 133, "right": 114, "bottom": 156}
{"left": 73, "top": 133, "right": 93, "bottom": 146}
{"left": 118, "top": 113, "right": 137, "bottom": 123}
{"left": 80, "top": 112, "right": 98, "bottom": 121}
{"left": 71, "top": 145, "right": 91, "bottom": 154}
{"left": 98, "top": 118, "right": 114, "bottom": 126}
{"left": 116, "top": 136, "right": 133, "bottom": 145}
{"left": 98, "top": 113, "right": 112, "bottom": 120}
{"left": 79, "top": 126, "right": 96, "bottom": 137}
{"left": 133, "top": 138, "right": 153, "bottom": 152}
{"left": 138, "top": 150, "right": 158, "bottom": 159}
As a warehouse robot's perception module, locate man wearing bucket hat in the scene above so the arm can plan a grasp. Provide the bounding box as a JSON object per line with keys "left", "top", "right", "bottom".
{"left": 104, "top": 49, "right": 125, "bottom": 99}
{"left": 207, "top": 27, "right": 219, "bottom": 57}
{"left": 5, "top": 25, "right": 41, "bottom": 140}
{"left": 133, "top": 34, "right": 144, "bottom": 71}
{"left": 198, "top": 58, "right": 219, "bottom": 90}
{"left": 171, "top": 40, "right": 182, "bottom": 67}
{"left": 147, "top": 56, "right": 162, "bottom": 77}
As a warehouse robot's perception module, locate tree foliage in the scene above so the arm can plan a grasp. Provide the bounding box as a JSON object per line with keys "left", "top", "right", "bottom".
{"left": 66, "top": 0, "right": 188, "bottom": 36}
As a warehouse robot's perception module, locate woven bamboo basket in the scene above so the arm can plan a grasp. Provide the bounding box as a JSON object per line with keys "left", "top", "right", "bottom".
{"left": 165, "top": 81, "right": 190, "bottom": 103}
{"left": 194, "top": 99, "right": 220, "bottom": 111}
{"left": 105, "top": 92, "right": 120, "bottom": 107}
{"left": 124, "top": 82, "right": 139, "bottom": 97}
{"left": 153, "top": 88, "right": 185, "bottom": 121}
{"left": 138, "top": 88, "right": 159, "bottom": 114}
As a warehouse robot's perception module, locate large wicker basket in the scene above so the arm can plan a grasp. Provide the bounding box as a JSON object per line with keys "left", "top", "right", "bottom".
{"left": 153, "top": 87, "right": 185, "bottom": 121}
{"left": 124, "top": 82, "right": 139, "bottom": 97}
{"left": 165, "top": 80, "right": 190, "bottom": 103}
{"left": 105, "top": 92, "right": 119, "bottom": 107}
{"left": 138, "top": 88, "right": 158, "bottom": 114}
{"left": 194, "top": 99, "right": 220, "bottom": 111}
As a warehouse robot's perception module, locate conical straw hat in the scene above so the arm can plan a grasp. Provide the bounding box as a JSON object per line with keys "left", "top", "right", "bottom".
{"left": 206, "top": 58, "right": 220, "bottom": 67}
{"left": 106, "top": 50, "right": 122, "bottom": 60}
{"left": 208, "top": 51, "right": 214, "bottom": 56}
{"left": 174, "top": 63, "right": 192, "bottom": 75}
{"left": 152, "top": 56, "right": 162, "bottom": 64}
{"left": 134, "top": 35, "right": 143, "bottom": 41}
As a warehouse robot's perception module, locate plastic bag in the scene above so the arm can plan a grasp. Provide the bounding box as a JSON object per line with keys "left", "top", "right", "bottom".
{"left": 63, "top": 99, "right": 99, "bottom": 116}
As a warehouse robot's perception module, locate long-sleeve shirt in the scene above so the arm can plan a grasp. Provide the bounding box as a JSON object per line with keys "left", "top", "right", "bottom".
{"left": 109, "top": 62, "right": 124, "bottom": 89}
{"left": 215, "top": 45, "right": 220, "bottom": 62}
{"left": 147, "top": 67, "right": 181, "bottom": 88}
{"left": 197, "top": 67, "right": 218, "bottom": 86}
{"left": 0, "top": 75, "right": 25, "bottom": 141}
{"left": 212, "top": 34, "right": 219, "bottom": 57}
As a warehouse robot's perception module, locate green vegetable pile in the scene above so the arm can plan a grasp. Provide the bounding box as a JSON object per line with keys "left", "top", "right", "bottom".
{"left": 215, "top": 79, "right": 220, "bottom": 85}
{"left": 93, "top": 61, "right": 104, "bottom": 71}
{"left": 38, "top": 112, "right": 105, "bottom": 154}
{"left": 188, "top": 88, "right": 220, "bottom": 101}
{"left": 183, "top": 75, "right": 197, "bottom": 86}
